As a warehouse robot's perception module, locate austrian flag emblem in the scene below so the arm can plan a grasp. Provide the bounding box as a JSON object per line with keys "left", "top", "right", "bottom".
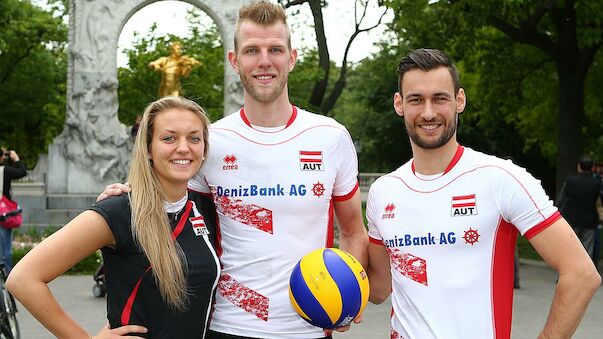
{"left": 451, "top": 194, "right": 478, "bottom": 217}
{"left": 190, "top": 216, "right": 209, "bottom": 236}
{"left": 299, "top": 151, "right": 323, "bottom": 171}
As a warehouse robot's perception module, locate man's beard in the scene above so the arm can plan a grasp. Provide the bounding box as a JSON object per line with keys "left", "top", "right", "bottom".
{"left": 405, "top": 115, "right": 457, "bottom": 149}
{"left": 240, "top": 73, "right": 288, "bottom": 103}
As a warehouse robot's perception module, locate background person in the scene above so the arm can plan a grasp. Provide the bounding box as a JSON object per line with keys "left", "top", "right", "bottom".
{"left": 7, "top": 97, "right": 220, "bottom": 338}
{"left": 556, "top": 155, "right": 603, "bottom": 262}
{"left": 0, "top": 147, "right": 26, "bottom": 272}
{"left": 366, "top": 48, "right": 601, "bottom": 339}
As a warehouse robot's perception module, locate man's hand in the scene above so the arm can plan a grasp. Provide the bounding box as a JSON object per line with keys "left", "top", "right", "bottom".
{"left": 8, "top": 150, "right": 19, "bottom": 162}
{"left": 324, "top": 313, "right": 363, "bottom": 335}
{"left": 96, "top": 183, "right": 130, "bottom": 202}
{"left": 93, "top": 322, "right": 148, "bottom": 338}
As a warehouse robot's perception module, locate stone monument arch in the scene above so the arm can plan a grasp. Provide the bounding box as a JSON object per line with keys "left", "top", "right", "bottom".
{"left": 48, "top": 0, "right": 248, "bottom": 194}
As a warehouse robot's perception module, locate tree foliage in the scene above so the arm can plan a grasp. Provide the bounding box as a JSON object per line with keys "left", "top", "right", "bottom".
{"left": 331, "top": 44, "right": 408, "bottom": 172}
{"left": 382, "top": 0, "right": 603, "bottom": 193}
{"left": 280, "top": 0, "right": 387, "bottom": 114}
{"left": 0, "top": 0, "right": 67, "bottom": 168}
{"left": 118, "top": 10, "right": 224, "bottom": 125}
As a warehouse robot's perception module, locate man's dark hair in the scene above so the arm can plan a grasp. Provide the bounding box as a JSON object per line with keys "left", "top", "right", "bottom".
{"left": 397, "top": 48, "right": 460, "bottom": 95}
{"left": 578, "top": 155, "right": 593, "bottom": 172}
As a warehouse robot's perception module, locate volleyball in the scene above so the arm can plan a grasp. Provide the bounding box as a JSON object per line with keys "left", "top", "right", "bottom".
{"left": 288, "top": 248, "right": 370, "bottom": 329}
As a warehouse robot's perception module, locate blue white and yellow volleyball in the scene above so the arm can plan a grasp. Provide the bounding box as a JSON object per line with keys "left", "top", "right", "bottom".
{"left": 288, "top": 248, "right": 370, "bottom": 329}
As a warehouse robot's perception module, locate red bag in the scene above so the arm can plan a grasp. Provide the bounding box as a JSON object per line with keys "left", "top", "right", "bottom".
{"left": 0, "top": 196, "right": 22, "bottom": 229}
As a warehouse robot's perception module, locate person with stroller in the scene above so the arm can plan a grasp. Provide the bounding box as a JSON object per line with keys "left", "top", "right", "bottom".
{"left": 7, "top": 97, "right": 220, "bottom": 338}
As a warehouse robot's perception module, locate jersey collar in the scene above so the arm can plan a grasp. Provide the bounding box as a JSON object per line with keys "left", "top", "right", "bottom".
{"left": 411, "top": 144, "right": 465, "bottom": 176}
{"left": 240, "top": 105, "right": 297, "bottom": 131}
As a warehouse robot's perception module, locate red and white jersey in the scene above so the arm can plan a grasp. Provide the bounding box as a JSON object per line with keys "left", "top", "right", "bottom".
{"left": 367, "top": 146, "right": 560, "bottom": 339}
{"left": 189, "top": 106, "right": 359, "bottom": 338}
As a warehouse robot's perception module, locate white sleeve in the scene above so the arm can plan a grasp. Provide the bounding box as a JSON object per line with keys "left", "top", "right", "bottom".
{"left": 332, "top": 126, "right": 359, "bottom": 198}
{"left": 496, "top": 163, "right": 558, "bottom": 236}
{"left": 366, "top": 184, "right": 383, "bottom": 242}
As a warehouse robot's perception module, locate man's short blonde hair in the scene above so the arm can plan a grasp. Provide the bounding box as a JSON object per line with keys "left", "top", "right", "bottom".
{"left": 234, "top": 1, "right": 291, "bottom": 52}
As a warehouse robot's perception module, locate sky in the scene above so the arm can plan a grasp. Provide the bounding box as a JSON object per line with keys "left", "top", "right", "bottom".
{"left": 117, "top": 0, "right": 393, "bottom": 68}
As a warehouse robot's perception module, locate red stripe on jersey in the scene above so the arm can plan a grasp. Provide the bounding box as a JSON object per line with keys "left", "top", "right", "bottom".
{"left": 121, "top": 266, "right": 152, "bottom": 325}
{"left": 524, "top": 211, "right": 561, "bottom": 240}
{"left": 218, "top": 273, "right": 269, "bottom": 321}
{"left": 172, "top": 201, "right": 193, "bottom": 239}
{"left": 121, "top": 203, "right": 193, "bottom": 325}
{"left": 387, "top": 248, "right": 428, "bottom": 286}
{"left": 300, "top": 151, "right": 322, "bottom": 156}
{"left": 452, "top": 194, "right": 475, "bottom": 200}
{"left": 213, "top": 195, "right": 273, "bottom": 234}
{"left": 391, "top": 329, "right": 402, "bottom": 339}
{"left": 491, "top": 217, "right": 517, "bottom": 339}
{"left": 369, "top": 236, "right": 383, "bottom": 245}
{"left": 240, "top": 106, "right": 297, "bottom": 130}
{"left": 411, "top": 145, "right": 464, "bottom": 177}
{"left": 326, "top": 200, "right": 335, "bottom": 248}
{"left": 333, "top": 182, "right": 359, "bottom": 202}
{"left": 451, "top": 202, "right": 476, "bottom": 208}
{"left": 212, "top": 124, "right": 346, "bottom": 146}
{"left": 300, "top": 158, "right": 322, "bottom": 163}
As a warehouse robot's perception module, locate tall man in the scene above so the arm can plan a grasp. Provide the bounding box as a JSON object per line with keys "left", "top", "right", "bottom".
{"left": 366, "top": 48, "right": 601, "bottom": 339}
{"left": 100, "top": 2, "right": 367, "bottom": 338}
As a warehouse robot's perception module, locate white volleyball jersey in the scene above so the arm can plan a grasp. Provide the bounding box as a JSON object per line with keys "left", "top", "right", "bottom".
{"left": 189, "top": 106, "right": 359, "bottom": 338}
{"left": 367, "top": 146, "right": 560, "bottom": 339}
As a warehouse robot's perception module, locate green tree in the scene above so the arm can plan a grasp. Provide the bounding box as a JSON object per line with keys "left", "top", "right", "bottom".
{"left": 118, "top": 11, "right": 224, "bottom": 125}
{"left": 280, "top": 0, "right": 387, "bottom": 114}
{"left": 0, "top": 0, "right": 67, "bottom": 168}
{"left": 331, "top": 45, "right": 409, "bottom": 172}
{"left": 384, "top": 0, "right": 603, "bottom": 193}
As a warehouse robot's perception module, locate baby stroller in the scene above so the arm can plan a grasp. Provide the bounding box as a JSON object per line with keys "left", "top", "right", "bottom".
{"left": 92, "top": 261, "right": 106, "bottom": 298}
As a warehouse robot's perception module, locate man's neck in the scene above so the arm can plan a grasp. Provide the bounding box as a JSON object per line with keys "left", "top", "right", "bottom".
{"left": 243, "top": 93, "right": 293, "bottom": 127}
{"left": 411, "top": 139, "right": 460, "bottom": 175}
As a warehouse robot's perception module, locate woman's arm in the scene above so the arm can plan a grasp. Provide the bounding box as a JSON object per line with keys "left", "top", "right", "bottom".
{"left": 6, "top": 211, "right": 146, "bottom": 338}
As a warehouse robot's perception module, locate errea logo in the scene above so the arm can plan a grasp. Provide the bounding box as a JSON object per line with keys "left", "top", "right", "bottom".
{"left": 223, "top": 154, "right": 238, "bottom": 171}
{"left": 382, "top": 203, "right": 396, "bottom": 219}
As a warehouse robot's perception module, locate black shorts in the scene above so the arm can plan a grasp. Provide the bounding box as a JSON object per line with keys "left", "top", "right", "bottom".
{"left": 206, "top": 330, "right": 332, "bottom": 339}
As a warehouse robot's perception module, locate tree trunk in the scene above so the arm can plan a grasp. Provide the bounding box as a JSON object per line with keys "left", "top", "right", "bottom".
{"left": 555, "top": 61, "right": 584, "bottom": 195}
{"left": 307, "top": 0, "right": 330, "bottom": 109}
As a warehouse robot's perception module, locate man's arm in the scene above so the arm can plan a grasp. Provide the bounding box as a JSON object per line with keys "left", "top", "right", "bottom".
{"left": 4, "top": 150, "right": 26, "bottom": 180}
{"left": 529, "top": 218, "right": 601, "bottom": 338}
{"left": 333, "top": 190, "right": 368, "bottom": 268}
{"left": 367, "top": 241, "right": 392, "bottom": 304}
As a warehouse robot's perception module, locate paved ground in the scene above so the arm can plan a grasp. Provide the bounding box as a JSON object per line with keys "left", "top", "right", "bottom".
{"left": 13, "top": 260, "right": 603, "bottom": 338}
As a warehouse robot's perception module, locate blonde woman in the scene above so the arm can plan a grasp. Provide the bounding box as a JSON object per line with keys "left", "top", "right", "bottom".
{"left": 7, "top": 97, "right": 220, "bottom": 338}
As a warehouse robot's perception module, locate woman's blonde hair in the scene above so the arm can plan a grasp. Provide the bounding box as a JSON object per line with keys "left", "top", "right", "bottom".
{"left": 128, "top": 96, "right": 210, "bottom": 310}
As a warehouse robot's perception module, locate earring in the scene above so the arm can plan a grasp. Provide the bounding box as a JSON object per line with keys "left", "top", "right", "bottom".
{"left": 149, "top": 158, "right": 154, "bottom": 166}
{"left": 202, "top": 156, "right": 206, "bottom": 160}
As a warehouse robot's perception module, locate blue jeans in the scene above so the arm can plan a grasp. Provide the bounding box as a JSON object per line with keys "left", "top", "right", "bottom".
{"left": 0, "top": 227, "right": 12, "bottom": 272}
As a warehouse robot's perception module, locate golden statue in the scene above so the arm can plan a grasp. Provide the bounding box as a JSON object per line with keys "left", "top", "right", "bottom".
{"left": 148, "top": 42, "right": 200, "bottom": 97}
